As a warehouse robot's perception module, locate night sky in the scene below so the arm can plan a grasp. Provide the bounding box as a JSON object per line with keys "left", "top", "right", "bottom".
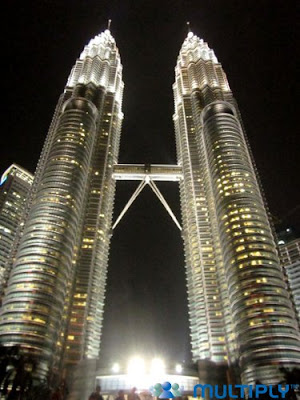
{"left": 1, "top": 1, "right": 299, "bottom": 366}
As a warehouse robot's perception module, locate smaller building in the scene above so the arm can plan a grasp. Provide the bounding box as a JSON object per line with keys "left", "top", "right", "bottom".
{"left": 278, "top": 228, "right": 300, "bottom": 322}
{"left": 0, "top": 164, "right": 33, "bottom": 299}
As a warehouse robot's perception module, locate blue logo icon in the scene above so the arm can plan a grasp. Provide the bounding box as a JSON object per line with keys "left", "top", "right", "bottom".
{"left": 150, "top": 382, "right": 183, "bottom": 398}
{"left": 193, "top": 384, "right": 296, "bottom": 399}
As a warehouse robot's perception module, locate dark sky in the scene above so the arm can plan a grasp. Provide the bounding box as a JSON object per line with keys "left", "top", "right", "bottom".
{"left": 1, "top": 1, "right": 299, "bottom": 366}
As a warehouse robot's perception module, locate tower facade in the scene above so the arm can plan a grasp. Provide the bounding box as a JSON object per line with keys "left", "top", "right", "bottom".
{"left": 0, "top": 26, "right": 299, "bottom": 390}
{"left": 0, "top": 164, "right": 33, "bottom": 299}
{"left": 0, "top": 28, "right": 123, "bottom": 376}
{"left": 173, "top": 31, "right": 300, "bottom": 384}
{"left": 278, "top": 232, "right": 300, "bottom": 321}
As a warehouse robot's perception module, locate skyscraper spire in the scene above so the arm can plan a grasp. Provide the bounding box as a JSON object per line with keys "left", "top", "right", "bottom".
{"left": 186, "top": 21, "right": 191, "bottom": 33}
{"left": 107, "top": 18, "right": 112, "bottom": 30}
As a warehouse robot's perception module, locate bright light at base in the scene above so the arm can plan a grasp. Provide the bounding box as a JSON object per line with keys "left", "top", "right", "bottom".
{"left": 112, "top": 363, "right": 120, "bottom": 373}
{"left": 127, "top": 356, "right": 145, "bottom": 378}
{"left": 175, "top": 364, "right": 182, "bottom": 373}
{"left": 150, "top": 358, "right": 165, "bottom": 375}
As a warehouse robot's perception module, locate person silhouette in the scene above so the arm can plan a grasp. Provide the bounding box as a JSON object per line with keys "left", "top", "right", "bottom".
{"left": 159, "top": 382, "right": 174, "bottom": 399}
{"left": 128, "top": 387, "right": 141, "bottom": 400}
{"left": 171, "top": 383, "right": 181, "bottom": 397}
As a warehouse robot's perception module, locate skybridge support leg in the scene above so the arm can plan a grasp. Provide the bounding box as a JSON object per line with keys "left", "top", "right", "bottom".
{"left": 112, "top": 177, "right": 182, "bottom": 232}
{"left": 148, "top": 180, "right": 182, "bottom": 231}
{"left": 112, "top": 180, "right": 147, "bottom": 230}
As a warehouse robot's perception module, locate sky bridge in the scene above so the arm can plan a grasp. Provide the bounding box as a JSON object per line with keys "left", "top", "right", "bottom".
{"left": 112, "top": 164, "right": 183, "bottom": 231}
{"left": 112, "top": 164, "right": 183, "bottom": 181}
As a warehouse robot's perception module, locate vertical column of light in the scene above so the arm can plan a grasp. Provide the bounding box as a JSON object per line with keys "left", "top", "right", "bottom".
{"left": 83, "top": 91, "right": 123, "bottom": 359}
{"left": 82, "top": 47, "right": 124, "bottom": 359}
{"left": 64, "top": 93, "right": 114, "bottom": 364}
{"left": 173, "top": 98, "right": 205, "bottom": 361}
{"left": 0, "top": 97, "right": 98, "bottom": 377}
{"left": 191, "top": 91, "right": 238, "bottom": 366}
{"left": 201, "top": 101, "right": 300, "bottom": 384}
{"left": 62, "top": 30, "right": 124, "bottom": 364}
{"left": 173, "top": 34, "right": 227, "bottom": 363}
{"left": 53, "top": 93, "right": 98, "bottom": 370}
{"left": 189, "top": 51, "right": 239, "bottom": 364}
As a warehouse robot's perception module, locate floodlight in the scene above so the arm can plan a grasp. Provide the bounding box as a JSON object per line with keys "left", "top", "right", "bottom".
{"left": 112, "top": 363, "right": 120, "bottom": 373}
{"left": 175, "top": 364, "right": 182, "bottom": 373}
{"left": 150, "top": 358, "right": 165, "bottom": 376}
{"left": 127, "top": 356, "right": 145, "bottom": 377}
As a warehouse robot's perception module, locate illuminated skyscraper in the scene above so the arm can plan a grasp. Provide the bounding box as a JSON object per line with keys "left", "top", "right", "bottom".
{"left": 0, "top": 164, "right": 33, "bottom": 299}
{"left": 0, "top": 27, "right": 123, "bottom": 377}
{"left": 0, "top": 25, "right": 299, "bottom": 392}
{"left": 173, "top": 31, "right": 300, "bottom": 384}
{"left": 278, "top": 231, "right": 300, "bottom": 321}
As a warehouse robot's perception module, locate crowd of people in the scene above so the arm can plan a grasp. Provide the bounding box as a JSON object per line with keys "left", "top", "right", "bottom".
{"left": 87, "top": 386, "right": 191, "bottom": 400}
{"left": 89, "top": 386, "right": 141, "bottom": 400}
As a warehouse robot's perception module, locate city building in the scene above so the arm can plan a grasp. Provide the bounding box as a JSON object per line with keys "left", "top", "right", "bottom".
{"left": 278, "top": 229, "right": 300, "bottom": 321}
{"left": 0, "top": 26, "right": 299, "bottom": 396}
{"left": 0, "top": 164, "right": 33, "bottom": 299}
{"left": 0, "top": 27, "right": 124, "bottom": 378}
{"left": 172, "top": 30, "right": 300, "bottom": 384}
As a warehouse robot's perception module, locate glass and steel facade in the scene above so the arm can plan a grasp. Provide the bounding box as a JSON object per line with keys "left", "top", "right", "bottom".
{"left": 279, "top": 236, "right": 300, "bottom": 321}
{"left": 0, "top": 27, "right": 299, "bottom": 388}
{"left": 0, "top": 29, "right": 123, "bottom": 377}
{"left": 173, "top": 32, "right": 300, "bottom": 384}
{"left": 0, "top": 164, "right": 33, "bottom": 300}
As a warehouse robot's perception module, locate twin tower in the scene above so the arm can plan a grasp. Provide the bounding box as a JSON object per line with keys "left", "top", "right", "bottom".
{"left": 0, "top": 27, "right": 299, "bottom": 385}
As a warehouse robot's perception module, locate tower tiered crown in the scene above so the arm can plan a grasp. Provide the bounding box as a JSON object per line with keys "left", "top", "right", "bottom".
{"left": 67, "top": 29, "right": 123, "bottom": 102}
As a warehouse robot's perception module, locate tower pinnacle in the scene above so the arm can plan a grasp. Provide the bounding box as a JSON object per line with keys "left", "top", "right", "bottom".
{"left": 186, "top": 21, "right": 194, "bottom": 39}
{"left": 107, "top": 19, "right": 112, "bottom": 30}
